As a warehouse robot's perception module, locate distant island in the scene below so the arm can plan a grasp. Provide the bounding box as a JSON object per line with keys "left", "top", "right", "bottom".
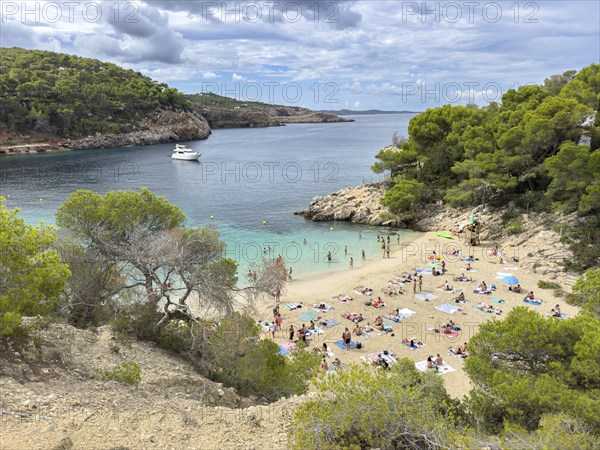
{"left": 319, "top": 109, "right": 421, "bottom": 115}
{"left": 0, "top": 48, "right": 350, "bottom": 156}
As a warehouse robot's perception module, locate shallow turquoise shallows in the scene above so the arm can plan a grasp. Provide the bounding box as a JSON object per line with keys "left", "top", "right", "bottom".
{"left": 0, "top": 114, "right": 419, "bottom": 279}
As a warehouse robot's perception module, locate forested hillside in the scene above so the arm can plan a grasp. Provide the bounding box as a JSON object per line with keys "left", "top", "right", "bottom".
{"left": 373, "top": 64, "right": 600, "bottom": 269}
{"left": 0, "top": 47, "right": 189, "bottom": 139}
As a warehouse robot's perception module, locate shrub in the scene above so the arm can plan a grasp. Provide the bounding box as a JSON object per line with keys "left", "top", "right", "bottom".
{"left": 96, "top": 360, "right": 141, "bottom": 385}
{"left": 538, "top": 280, "right": 561, "bottom": 290}
{"left": 506, "top": 221, "right": 524, "bottom": 235}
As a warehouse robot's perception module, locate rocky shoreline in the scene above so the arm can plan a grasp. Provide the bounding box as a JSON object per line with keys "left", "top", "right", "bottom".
{"left": 0, "top": 109, "right": 211, "bottom": 156}
{"left": 296, "top": 183, "right": 581, "bottom": 286}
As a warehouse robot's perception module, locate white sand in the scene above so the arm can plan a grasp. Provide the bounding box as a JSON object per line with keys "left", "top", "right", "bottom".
{"left": 258, "top": 231, "right": 579, "bottom": 399}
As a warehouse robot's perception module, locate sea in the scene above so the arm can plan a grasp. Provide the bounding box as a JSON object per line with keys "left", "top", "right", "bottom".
{"left": 0, "top": 113, "right": 420, "bottom": 280}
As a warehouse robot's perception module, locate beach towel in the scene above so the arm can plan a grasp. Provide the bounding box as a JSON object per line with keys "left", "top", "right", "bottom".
{"left": 460, "top": 268, "right": 478, "bottom": 272}
{"left": 495, "top": 272, "right": 512, "bottom": 279}
{"left": 523, "top": 299, "right": 543, "bottom": 306}
{"left": 415, "top": 292, "right": 438, "bottom": 302}
{"left": 312, "top": 303, "right": 333, "bottom": 313}
{"left": 259, "top": 320, "right": 273, "bottom": 332}
{"left": 402, "top": 341, "right": 424, "bottom": 350}
{"left": 353, "top": 288, "right": 373, "bottom": 296}
{"left": 361, "top": 330, "right": 382, "bottom": 338}
{"left": 398, "top": 308, "right": 417, "bottom": 318}
{"left": 321, "top": 319, "right": 341, "bottom": 328}
{"left": 361, "top": 352, "right": 398, "bottom": 366}
{"left": 299, "top": 311, "right": 318, "bottom": 321}
{"left": 549, "top": 313, "right": 568, "bottom": 319}
{"left": 435, "top": 304, "right": 461, "bottom": 314}
{"left": 448, "top": 349, "right": 468, "bottom": 359}
{"left": 491, "top": 298, "right": 505, "bottom": 304}
{"left": 461, "top": 257, "right": 476, "bottom": 262}
{"left": 342, "top": 313, "right": 364, "bottom": 322}
{"left": 473, "top": 288, "right": 492, "bottom": 295}
{"left": 285, "top": 303, "right": 302, "bottom": 310}
{"left": 305, "top": 326, "right": 324, "bottom": 336}
{"left": 415, "top": 268, "right": 433, "bottom": 275}
{"left": 415, "top": 360, "right": 456, "bottom": 374}
{"left": 278, "top": 345, "right": 289, "bottom": 356}
{"left": 279, "top": 342, "right": 296, "bottom": 355}
{"left": 334, "top": 294, "right": 353, "bottom": 303}
{"left": 505, "top": 267, "right": 519, "bottom": 271}
{"left": 334, "top": 339, "right": 359, "bottom": 350}
{"left": 474, "top": 307, "right": 495, "bottom": 315}
{"left": 428, "top": 328, "right": 459, "bottom": 338}
{"left": 382, "top": 323, "right": 393, "bottom": 332}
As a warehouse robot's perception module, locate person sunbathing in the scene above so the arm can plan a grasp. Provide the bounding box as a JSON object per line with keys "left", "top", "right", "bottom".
{"left": 434, "top": 354, "right": 444, "bottom": 367}
{"left": 426, "top": 356, "right": 438, "bottom": 370}
{"left": 477, "top": 302, "right": 494, "bottom": 312}
{"left": 384, "top": 314, "right": 400, "bottom": 322}
{"left": 373, "top": 316, "right": 385, "bottom": 331}
{"left": 403, "top": 338, "right": 423, "bottom": 347}
{"left": 465, "top": 263, "right": 472, "bottom": 270}
{"left": 316, "top": 302, "right": 327, "bottom": 310}
{"left": 363, "top": 322, "right": 373, "bottom": 332}
{"left": 372, "top": 297, "right": 385, "bottom": 308}
{"left": 525, "top": 291, "right": 535, "bottom": 300}
{"left": 478, "top": 281, "right": 488, "bottom": 291}
{"left": 308, "top": 320, "right": 316, "bottom": 330}
{"left": 454, "top": 292, "right": 466, "bottom": 303}
{"left": 332, "top": 357, "right": 342, "bottom": 368}
{"left": 344, "top": 312, "right": 364, "bottom": 322}
{"left": 508, "top": 284, "right": 522, "bottom": 293}
{"left": 548, "top": 304, "right": 562, "bottom": 317}
{"left": 442, "top": 281, "right": 453, "bottom": 291}
{"left": 353, "top": 323, "right": 363, "bottom": 336}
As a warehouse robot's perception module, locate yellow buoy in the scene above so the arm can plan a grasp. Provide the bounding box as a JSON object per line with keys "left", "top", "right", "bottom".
{"left": 262, "top": 221, "right": 266, "bottom": 225}
{"left": 210, "top": 215, "right": 214, "bottom": 219}
{"left": 329, "top": 227, "right": 334, "bottom": 231}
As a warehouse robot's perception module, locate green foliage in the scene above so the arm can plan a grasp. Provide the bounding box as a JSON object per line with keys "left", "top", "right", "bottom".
{"left": 291, "top": 361, "right": 469, "bottom": 449}
{"left": 96, "top": 360, "right": 141, "bottom": 385}
{"left": 538, "top": 280, "right": 561, "bottom": 290}
{"left": 505, "top": 221, "right": 524, "bottom": 235}
{"left": 380, "top": 178, "right": 426, "bottom": 220}
{"left": 204, "top": 313, "right": 320, "bottom": 401}
{"left": 561, "top": 217, "right": 600, "bottom": 271}
{"left": 0, "top": 197, "right": 70, "bottom": 341}
{"left": 567, "top": 268, "right": 600, "bottom": 318}
{"left": 186, "top": 92, "right": 272, "bottom": 110}
{"left": 464, "top": 307, "right": 600, "bottom": 434}
{"left": 371, "top": 145, "right": 418, "bottom": 179}
{"left": 0, "top": 47, "right": 189, "bottom": 138}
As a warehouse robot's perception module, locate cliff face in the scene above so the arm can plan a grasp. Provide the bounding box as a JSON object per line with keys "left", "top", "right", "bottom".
{"left": 196, "top": 105, "right": 352, "bottom": 129}
{"left": 0, "top": 109, "right": 211, "bottom": 155}
{"left": 295, "top": 183, "right": 397, "bottom": 226}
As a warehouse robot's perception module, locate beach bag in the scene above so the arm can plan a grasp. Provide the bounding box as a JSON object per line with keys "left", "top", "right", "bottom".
{"left": 355, "top": 342, "right": 362, "bottom": 349}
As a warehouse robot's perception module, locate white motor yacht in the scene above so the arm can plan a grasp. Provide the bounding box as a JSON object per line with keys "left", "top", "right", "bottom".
{"left": 171, "top": 144, "right": 200, "bottom": 161}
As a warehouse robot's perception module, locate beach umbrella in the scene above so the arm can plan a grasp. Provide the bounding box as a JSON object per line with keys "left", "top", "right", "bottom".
{"left": 501, "top": 276, "right": 519, "bottom": 285}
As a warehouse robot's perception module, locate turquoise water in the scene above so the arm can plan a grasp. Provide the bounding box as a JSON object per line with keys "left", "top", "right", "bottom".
{"left": 0, "top": 114, "right": 418, "bottom": 279}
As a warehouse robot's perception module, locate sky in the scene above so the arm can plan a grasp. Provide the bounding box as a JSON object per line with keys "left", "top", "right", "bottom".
{"left": 1, "top": 0, "right": 599, "bottom": 110}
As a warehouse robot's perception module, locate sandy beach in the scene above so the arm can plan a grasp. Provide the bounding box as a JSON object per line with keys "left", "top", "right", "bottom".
{"left": 257, "top": 231, "right": 579, "bottom": 399}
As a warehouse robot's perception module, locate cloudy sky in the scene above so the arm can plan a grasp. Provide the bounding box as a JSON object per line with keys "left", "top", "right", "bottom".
{"left": 1, "top": 1, "right": 598, "bottom": 110}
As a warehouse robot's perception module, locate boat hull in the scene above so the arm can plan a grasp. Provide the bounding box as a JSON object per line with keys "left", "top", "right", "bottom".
{"left": 171, "top": 153, "right": 200, "bottom": 161}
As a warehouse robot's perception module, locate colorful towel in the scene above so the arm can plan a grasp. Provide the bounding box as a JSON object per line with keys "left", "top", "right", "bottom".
{"left": 428, "top": 328, "right": 459, "bottom": 337}
{"left": 278, "top": 345, "right": 289, "bottom": 356}
{"left": 415, "top": 268, "right": 433, "bottom": 275}
{"left": 473, "top": 288, "right": 492, "bottom": 295}
{"left": 334, "top": 339, "right": 359, "bottom": 350}
{"left": 523, "top": 299, "right": 543, "bottom": 306}
{"left": 299, "top": 311, "right": 318, "bottom": 321}
{"left": 491, "top": 298, "right": 505, "bottom": 304}
{"left": 305, "top": 326, "right": 324, "bottom": 336}
{"left": 474, "top": 307, "right": 495, "bottom": 315}
{"left": 435, "top": 304, "right": 461, "bottom": 314}
{"left": 285, "top": 303, "right": 302, "bottom": 310}
{"left": 402, "top": 341, "right": 424, "bottom": 350}
{"left": 448, "top": 349, "right": 468, "bottom": 359}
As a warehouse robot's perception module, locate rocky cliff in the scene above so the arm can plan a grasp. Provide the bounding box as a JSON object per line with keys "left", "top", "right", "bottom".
{"left": 295, "top": 182, "right": 396, "bottom": 226}
{"left": 196, "top": 104, "right": 352, "bottom": 129}
{"left": 0, "top": 109, "right": 211, "bottom": 156}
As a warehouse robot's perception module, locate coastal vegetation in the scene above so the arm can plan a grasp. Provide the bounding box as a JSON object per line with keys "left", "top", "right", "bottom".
{"left": 0, "top": 47, "right": 189, "bottom": 139}
{"left": 373, "top": 64, "right": 600, "bottom": 270}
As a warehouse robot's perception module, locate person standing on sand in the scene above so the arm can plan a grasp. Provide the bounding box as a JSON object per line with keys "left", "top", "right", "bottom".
{"left": 288, "top": 324, "right": 295, "bottom": 342}
{"left": 413, "top": 279, "right": 417, "bottom": 294}
{"left": 288, "top": 267, "right": 293, "bottom": 281}
{"left": 349, "top": 257, "right": 354, "bottom": 269}
{"left": 386, "top": 244, "right": 390, "bottom": 258}
{"left": 381, "top": 241, "right": 386, "bottom": 257}
{"left": 362, "top": 249, "right": 366, "bottom": 261}
{"left": 273, "top": 303, "right": 280, "bottom": 318}
{"left": 343, "top": 327, "right": 352, "bottom": 350}
{"left": 418, "top": 275, "right": 423, "bottom": 292}
{"left": 275, "top": 313, "right": 283, "bottom": 331}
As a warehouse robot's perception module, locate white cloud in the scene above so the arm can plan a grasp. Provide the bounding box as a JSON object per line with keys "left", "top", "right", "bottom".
{"left": 202, "top": 72, "right": 219, "bottom": 79}
{"left": 232, "top": 73, "right": 247, "bottom": 82}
